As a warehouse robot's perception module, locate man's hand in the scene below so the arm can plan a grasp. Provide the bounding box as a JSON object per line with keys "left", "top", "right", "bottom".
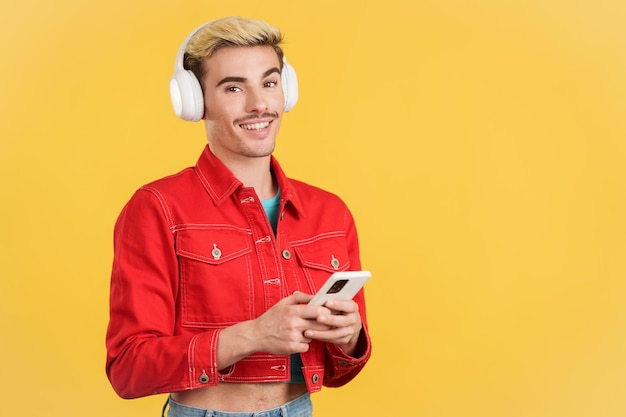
{"left": 304, "top": 298, "right": 363, "bottom": 356}
{"left": 249, "top": 291, "right": 333, "bottom": 355}
{"left": 216, "top": 292, "right": 331, "bottom": 369}
{"left": 216, "top": 292, "right": 362, "bottom": 370}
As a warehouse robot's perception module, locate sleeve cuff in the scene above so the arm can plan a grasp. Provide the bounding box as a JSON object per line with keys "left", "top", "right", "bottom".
{"left": 187, "top": 329, "right": 223, "bottom": 388}
{"left": 327, "top": 326, "right": 371, "bottom": 364}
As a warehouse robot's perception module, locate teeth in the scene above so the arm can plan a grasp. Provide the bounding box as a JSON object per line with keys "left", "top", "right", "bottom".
{"left": 240, "top": 121, "right": 270, "bottom": 130}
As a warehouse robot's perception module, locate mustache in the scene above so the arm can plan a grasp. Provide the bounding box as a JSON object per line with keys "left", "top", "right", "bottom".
{"left": 234, "top": 112, "right": 279, "bottom": 124}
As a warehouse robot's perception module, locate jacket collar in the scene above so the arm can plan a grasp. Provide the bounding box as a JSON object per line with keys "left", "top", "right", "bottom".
{"left": 194, "top": 145, "right": 305, "bottom": 218}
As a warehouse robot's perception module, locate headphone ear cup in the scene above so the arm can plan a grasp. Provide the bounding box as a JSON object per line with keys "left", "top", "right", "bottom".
{"left": 281, "top": 60, "right": 298, "bottom": 112}
{"left": 170, "top": 69, "right": 205, "bottom": 122}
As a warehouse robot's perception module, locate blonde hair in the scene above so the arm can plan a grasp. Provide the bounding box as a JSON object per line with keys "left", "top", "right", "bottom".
{"left": 184, "top": 16, "right": 284, "bottom": 86}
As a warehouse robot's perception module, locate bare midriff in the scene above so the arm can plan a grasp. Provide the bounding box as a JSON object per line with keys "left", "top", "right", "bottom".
{"left": 171, "top": 382, "right": 308, "bottom": 412}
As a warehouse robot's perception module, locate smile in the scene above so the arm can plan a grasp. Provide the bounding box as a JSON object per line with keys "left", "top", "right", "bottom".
{"left": 240, "top": 121, "right": 270, "bottom": 130}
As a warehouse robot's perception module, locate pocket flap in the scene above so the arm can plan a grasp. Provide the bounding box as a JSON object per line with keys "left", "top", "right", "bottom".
{"left": 292, "top": 233, "right": 351, "bottom": 273}
{"left": 175, "top": 227, "right": 252, "bottom": 265}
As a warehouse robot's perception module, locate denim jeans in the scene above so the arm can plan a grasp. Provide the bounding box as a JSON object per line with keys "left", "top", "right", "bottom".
{"left": 163, "top": 392, "right": 312, "bottom": 417}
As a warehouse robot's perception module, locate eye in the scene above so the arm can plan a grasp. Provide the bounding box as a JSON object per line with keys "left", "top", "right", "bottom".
{"left": 264, "top": 80, "right": 278, "bottom": 88}
{"left": 226, "top": 85, "right": 242, "bottom": 93}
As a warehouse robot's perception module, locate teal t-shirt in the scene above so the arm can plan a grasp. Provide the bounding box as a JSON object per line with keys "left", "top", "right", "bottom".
{"left": 261, "top": 190, "right": 281, "bottom": 234}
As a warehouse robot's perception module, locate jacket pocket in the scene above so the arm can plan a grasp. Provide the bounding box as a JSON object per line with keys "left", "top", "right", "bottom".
{"left": 175, "top": 225, "right": 253, "bottom": 327}
{"left": 291, "top": 232, "right": 352, "bottom": 292}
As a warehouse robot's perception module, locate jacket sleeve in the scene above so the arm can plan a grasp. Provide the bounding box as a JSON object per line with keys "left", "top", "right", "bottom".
{"left": 322, "top": 206, "right": 372, "bottom": 387}
{"left": 105, "top": 188, "right": 222, "bottom": 399}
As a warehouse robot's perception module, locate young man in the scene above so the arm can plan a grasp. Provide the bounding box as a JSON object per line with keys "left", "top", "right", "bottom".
{"left": 106, "top": 17, "right": 371, "bottom": 416}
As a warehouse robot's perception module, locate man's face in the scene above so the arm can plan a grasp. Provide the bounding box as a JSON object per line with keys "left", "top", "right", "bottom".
{"left": 202, "top": 45, "right": 285, "bottom": 162}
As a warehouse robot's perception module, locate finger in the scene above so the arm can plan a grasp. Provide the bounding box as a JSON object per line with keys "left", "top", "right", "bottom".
{"left": 287, "top": 291, "right": 314, "bottom": 305}
{"left": 301, "top": 332, "right": 312, "bottom": 344}
{"left": 324, "top": 299, "right": 358, "bottom": 314}
{"left": 304, "top": 326, "right": 355, "bottom": 344}
{"left": 303, "top": 320, "right": 333, "bottom": 332}
{"left": 284, "top": 338, "right": 313, "bottom": 354}
{"left": 317, "top": 311, "right": 359, "bottom": 329}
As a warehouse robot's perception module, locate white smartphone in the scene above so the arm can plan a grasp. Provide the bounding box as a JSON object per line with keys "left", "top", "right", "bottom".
{"left": 308, "top": 270, "right": 371, "bottom": 306}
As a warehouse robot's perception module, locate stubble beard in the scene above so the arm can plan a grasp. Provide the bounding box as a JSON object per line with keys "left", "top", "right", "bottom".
{"left": 236, "top": 141, "right": 276, "bottom": 158}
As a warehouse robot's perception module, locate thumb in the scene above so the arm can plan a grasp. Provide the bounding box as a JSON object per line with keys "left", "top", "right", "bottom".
{"left": 286, "top": 290, "right": 314, "bottom": 305}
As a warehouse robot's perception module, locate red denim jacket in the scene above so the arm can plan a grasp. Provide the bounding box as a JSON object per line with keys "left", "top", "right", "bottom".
{"left": 106, "top": 146, "right": 371, "bottom": 399}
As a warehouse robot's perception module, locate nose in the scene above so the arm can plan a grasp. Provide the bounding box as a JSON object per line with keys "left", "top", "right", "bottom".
{"left": 245, "top": 87, "right": 269, "bottom": 113}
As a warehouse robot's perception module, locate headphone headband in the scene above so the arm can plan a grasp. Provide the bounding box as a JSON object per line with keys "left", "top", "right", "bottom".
{"left": 173, "top": 22, "right": 211, "bottom": 73}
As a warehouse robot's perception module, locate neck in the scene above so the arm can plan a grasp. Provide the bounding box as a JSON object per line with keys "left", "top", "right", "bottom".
{"left": 209, "top": 148, "right": 277, "bottom": 200}
{"left": 237, "top": 160, "right": 277, "bottom": 200}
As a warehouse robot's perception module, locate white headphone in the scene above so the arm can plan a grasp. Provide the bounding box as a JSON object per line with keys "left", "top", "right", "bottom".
{"left": 169, "top": 22, "right": 299, "bottom": 122}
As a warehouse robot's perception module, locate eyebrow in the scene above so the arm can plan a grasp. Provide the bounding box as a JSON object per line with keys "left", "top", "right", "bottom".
{"left": 215, "top": 67, "right": 281, "bottom": 87}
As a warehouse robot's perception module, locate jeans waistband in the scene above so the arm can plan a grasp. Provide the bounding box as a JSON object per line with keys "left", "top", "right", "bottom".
{"left": 163, "top": 391, "right": 312, "bottom": 417}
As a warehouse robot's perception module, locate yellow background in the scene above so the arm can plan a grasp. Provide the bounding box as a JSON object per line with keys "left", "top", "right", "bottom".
{"left": 1, "top": 0, "right": 625, "bottom": 415}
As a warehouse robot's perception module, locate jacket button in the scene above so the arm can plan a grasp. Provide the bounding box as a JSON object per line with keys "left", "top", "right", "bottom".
{"left": 282, "top": 249, "right": 291, "bottom": 260}
{"left": 199, "top": 371, "right": 209, "bottom": 384}
{"left": 330, "top": 256, "right": 340, "bottom": 270}
{"left": 211, "top": 244, "right": 222, "bottom": 260}
{"left": 311, "top": 373, "right": 319, "bottom": 384}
